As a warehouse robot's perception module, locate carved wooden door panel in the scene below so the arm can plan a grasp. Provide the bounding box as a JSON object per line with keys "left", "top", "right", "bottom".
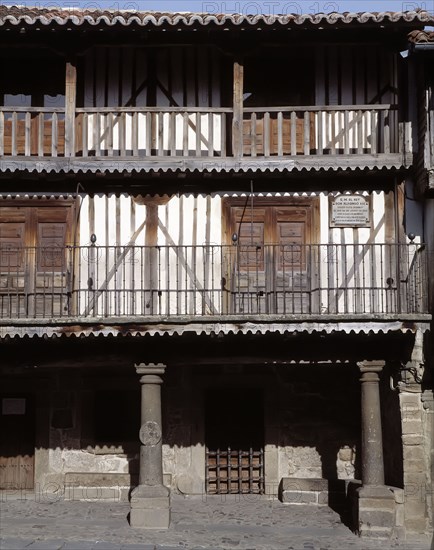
{"left": 0, "top": 204, "right": 73, "bottom": 318}
{"left": 224, "top": 199, "right": 313, "bottom": 314}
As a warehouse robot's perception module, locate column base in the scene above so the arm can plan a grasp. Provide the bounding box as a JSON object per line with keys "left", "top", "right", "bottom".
{"left": 130, "top": 484, "right": 170, "bottom": 529}
{"left": 356, "top": 485, "right": 396, "bottom": 539}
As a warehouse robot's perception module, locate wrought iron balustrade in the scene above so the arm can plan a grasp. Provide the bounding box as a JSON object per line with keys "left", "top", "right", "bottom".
{"left": 0, "top": 243, "right": 427, "bottom": 320}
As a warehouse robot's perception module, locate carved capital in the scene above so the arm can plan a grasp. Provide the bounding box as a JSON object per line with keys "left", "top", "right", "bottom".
{"left": 357, "top": 360, "right": 385, "bottom": 384}
{"left": 135, "top": 363, "right": 166, "bottom": 376}
{"left": 422, "top": 390, "right": 434, "bottom": 412}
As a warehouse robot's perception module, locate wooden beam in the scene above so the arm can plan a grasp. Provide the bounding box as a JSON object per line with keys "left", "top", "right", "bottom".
{"left": 232, "top": 57, "right": 244, "bottom": 159}
{"left": 65, "top": 58, "right": 77, "bottom": 157}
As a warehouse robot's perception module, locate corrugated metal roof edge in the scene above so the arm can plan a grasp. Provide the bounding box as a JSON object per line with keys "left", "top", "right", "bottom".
{"left": 0, "top": 162, "right": 408, "bottom": 175}
{"left": 0, "top": 7, "right": 432, "bottom": 29}
{"left": 0, "top": 317, "right": 430, "bottom": 339}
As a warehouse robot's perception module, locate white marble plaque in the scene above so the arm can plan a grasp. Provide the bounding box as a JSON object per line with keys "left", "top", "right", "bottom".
{"left": 330, "top": 195, "right": 370, "bottom": 227}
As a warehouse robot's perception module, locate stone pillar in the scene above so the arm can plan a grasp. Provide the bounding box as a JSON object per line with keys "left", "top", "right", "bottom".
{"left": 130, "top": 363, "right": 170, "bottom": 529}
{"left": 355, "top": 360, "right": 396, "bottom": 538}
{"left": 359, "top": 361, "right": 386, "bottom": 486}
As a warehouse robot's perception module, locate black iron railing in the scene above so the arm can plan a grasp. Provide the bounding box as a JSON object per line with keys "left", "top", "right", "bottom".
{"left": 0, "top": 243, "right": 428, "bottom": 319}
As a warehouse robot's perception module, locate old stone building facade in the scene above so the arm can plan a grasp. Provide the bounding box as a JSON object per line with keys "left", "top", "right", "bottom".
{"left": 0, "top": 5, "right": 433, "bottom": 539}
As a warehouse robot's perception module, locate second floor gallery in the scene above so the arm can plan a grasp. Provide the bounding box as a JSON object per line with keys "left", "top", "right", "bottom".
{"left": 0, "top": 6, "right": 432, "bottom": 176}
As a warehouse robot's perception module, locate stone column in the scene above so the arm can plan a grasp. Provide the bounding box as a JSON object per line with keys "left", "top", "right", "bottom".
{"left": 359, "top": 361, "right": 385, "bottom": 486}
{"left": 130, "top": 363, "right": 170, "bottom": 529}
{"left": 355, "top": 360, "right": 396, "bottom": 538}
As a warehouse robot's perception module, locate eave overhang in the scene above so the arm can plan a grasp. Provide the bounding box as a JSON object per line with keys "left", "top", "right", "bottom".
{"left": 0, "top": 7, "right": 432, "bottom": 31}
{"left": 0, "top": 314, "right": 430, "bottom": 339}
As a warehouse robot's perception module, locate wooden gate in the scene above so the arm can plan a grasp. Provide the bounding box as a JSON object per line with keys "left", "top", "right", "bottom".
{"left": 205, "top": 388, "right": 264, "bottom": 495}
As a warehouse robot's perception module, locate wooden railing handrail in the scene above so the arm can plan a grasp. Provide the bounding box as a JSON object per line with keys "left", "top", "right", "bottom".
{"left": 0, "top": 107, "right": 66, "bottom": 113}
{"left": 243, "top": 104, "right": 394, "bottom": 113}
{"left": 0, "top": 104, "right": 395, "bottom": 115}
{"left": 75, "top": 106, "right": 234, "bottom": 114}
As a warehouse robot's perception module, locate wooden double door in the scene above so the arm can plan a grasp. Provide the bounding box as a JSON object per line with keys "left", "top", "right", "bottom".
{"left": 0, "top": 202, "right": 74, "bottom": 318}
{"left": 223, "top": 198, "right": 316, "bottom": 314}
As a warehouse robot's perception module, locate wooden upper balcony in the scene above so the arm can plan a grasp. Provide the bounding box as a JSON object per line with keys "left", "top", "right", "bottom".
{"left": 0, "top": 103, "right": 409, "bottom": 175}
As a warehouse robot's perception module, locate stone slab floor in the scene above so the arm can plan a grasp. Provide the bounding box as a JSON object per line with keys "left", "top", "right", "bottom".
{"left": 0, "top": 493, "right": 432, "bottom": 550}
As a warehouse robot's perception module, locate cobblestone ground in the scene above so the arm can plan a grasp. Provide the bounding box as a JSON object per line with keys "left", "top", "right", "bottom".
{"left": 0, "top": 493, "right": 432, "bottom": 550}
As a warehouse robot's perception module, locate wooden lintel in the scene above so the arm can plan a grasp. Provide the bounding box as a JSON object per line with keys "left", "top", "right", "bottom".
{"left": 133, "top": 194, "right": 172, "bottom": 206}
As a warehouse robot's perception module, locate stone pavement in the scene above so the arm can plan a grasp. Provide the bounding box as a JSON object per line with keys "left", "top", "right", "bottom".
{"left": 0, "top": 493, "right": 432, "bottom": 550}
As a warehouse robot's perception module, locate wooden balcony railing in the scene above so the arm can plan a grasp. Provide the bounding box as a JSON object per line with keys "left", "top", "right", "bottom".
{"left": 0, "top": 104, "right": 402, "bottom": 161}
{"left": 0, "top": 243, "right": 427, "bottom": 320}
{"left": 0, "top": 107, "right": 65, "bottom": 157}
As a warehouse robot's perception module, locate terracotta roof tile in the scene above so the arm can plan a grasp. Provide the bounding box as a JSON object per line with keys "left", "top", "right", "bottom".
{"left": 0, "top": 6, "right": 432, "bottom": 29}
{"left": 408, "top": 29, "right": 434, "bottom": 42}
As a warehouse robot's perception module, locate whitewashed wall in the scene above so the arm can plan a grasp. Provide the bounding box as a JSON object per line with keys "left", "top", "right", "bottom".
{"left": 76, "top": 191, "right": 400, "bottom": 317}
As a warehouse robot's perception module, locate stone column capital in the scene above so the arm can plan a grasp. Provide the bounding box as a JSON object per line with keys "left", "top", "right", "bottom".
{"left": 357, "top": 360, "right": 385, "bottom": 376}
{"left": 135, "top": 363, "right": 167, "bottom": 379}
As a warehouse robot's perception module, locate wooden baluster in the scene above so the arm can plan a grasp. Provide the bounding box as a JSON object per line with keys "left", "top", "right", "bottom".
{"left": 170, "top": 112, "right": 176, "bottom": 156}
{"left": 94, "top": 113, "right": 101, "bottom": 156}
{"left": 277, "top": 111, "right": 283, "bottom": 156}
{"left": 251, "top": 113, "right": 257, "bottom": 157}
{"left": 263, "top": 112, "right": 270, "bottom": 157}
{"left": 304, "top": 110, "right": 310, "bottom": 155}
{"left": 132, "top": 111, "right": 139, "bottom": 156}
{"left": 183, "top": 112, "right": 189, "bottom": 156}
{"left": 357, "top": 110, "right": 363, "bottom": 154}
{"left": 330, "top": 111, "right": 336, "bottom": 155}
{"left": 38, "top": 112, "right": 44, "bottom": 156}
{"left": 108, "top": 112, "right": 114, "bottom": 156}
{"left": 24, "top": 112, "right": 31, "bottom": 156}
{"left": 158, "top": 112, "right": 164, "bottom": 156}
{"left": 344, "top": 110, "right": 350, "bottom": 154}
{"left": 208, "top": 112, "right": 214, "bottom": 157}
{"left": 120, "top": 112, "right": 126, "bottom": 157}
{"left": 11, "top": 111, "right": 17, "bottom": 156}
{"left": 221, "top": 112, "right": 226, "bottom": 157}
{"left": 371, "top": 110, "right": 377, "bottom": 154}
{"left": 317, "top": 110, "right": 323, "bottom": 155}
{"left": 195, "top": 113, "right": 201, "bottom": 157}
{"left": 51, "top": 112, "right": 58, "bottom": 157}
{"left": 82, "top": 112, "right": 88, "bottom": 157}
{"left": 290, "top": 111, "right": 296, "bottom": 156}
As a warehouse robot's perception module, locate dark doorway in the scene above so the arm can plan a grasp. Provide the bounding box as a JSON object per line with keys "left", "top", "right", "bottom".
{"left": 205, "top": 387, "right": 264, "bottom": 495}
{"left": 0, "top": 394, "right": 35, "bottom": 489}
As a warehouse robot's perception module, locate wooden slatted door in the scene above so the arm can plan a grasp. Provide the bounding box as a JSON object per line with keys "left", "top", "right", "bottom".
{"left": 0, "top": 395, "right": 35, "bottom": 490}
{"left": 0, "top": 204, "right": 73, "bottom": 318}
{"left": 224, "top": 199, "right": 313, "bottom": 314}
{"left": 205, "top": 388, "right": 264, "bottom": 495}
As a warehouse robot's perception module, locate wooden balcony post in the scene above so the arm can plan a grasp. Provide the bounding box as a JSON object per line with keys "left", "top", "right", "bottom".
{"left": 232, "top": 57, "right": 244, "bottom": 158}
{"left": 65, "top": 57, "right": 77, "bottom": 157}
{"left": 145, "top": 203, "right": 159, "bottom": 314}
